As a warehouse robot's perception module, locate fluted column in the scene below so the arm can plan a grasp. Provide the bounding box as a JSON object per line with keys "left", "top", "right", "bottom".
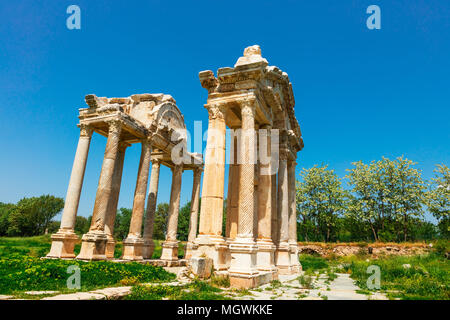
{"left": 198, "top": 104, "right": 226, "bottom": 237}
{"left": 229, "top": 98, "right": 259, "bottom": 283}
{"left": 275, "top": 143, "right": 292, "bottom": 273}
{"left": 47, "top": 124, "right": 93, "bottom": 258}
{"left": 142, "top": 159, "right": 161, "bottom": 259}
{"left": 256, "top": 125, "right": 276, "bottom": 271}
{"left": 288, "top": 159, "right": 301, "bottom": 272}
{"left": 185, "top": 167, "right": 202, "bottom": 259}
{"left": 195, "top": 103, "right": 227, "bottom": 270}
{"left": 122, "top": 139, "right": 152, "bottom": 260}
{"left": 77, "top": 119, "right": 122, "bottom": 261}
{"left": 225, "top": 131, "right": 239, "bottom": 240}
{"left": 160, "top": 164, "right": 183, "bottom": 261}
{"left": 105, "top": 142, "right": 128, "bottom": 258}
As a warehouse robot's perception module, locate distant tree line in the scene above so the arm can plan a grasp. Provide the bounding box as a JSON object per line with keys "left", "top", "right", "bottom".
{"left": 296, "top": 157, "right": 449, "bottom": 242}
{"left": 0, "top": 195, "right": 194, "bottom": 241}
{"left": 1, "top": 157, "right": 448, "bottom": 244}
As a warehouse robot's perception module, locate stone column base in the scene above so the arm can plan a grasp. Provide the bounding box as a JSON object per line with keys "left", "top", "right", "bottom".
{"left": 229, "top": 270, "right": 278, "bottom": 289}
{"left": 194, "top": 235, "right": 228, "bottom": 270}
{"left": 142, "top": 239, "right": 155, "bottom": 259}
{"left": 105, "top": 236, "right": 116, "bottom": 259}
{"left": 160, "top": 240, "right": 179, "bottom": 261}
{"left": 184, "top": 242, "right": 198, "bottom": 260}
{"left": 228, "top": 237, "right": 258, "bottom": 277}
{"left": 289, "top": 242, "right": 302, "bottom": 273}
{"left": 76, "top": 231, "right": 108, "bottom": 261}
{"left": 46, "top": 230, "right": 79, "bottom": 259}
{"left": 122, "top": 237, "right": 144, "bottom": 261}
{"left": 256, "top": 239, "right": 277, "bottom": 272}
{"left": 275, "top": 242, "right": 293, "bottom": 274}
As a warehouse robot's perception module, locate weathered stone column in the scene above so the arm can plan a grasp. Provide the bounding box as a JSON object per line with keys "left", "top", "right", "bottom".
{"left": 275, "top": 143, "right": 292, "bottom": 274}
{"left": 77, "top": 120, "right": 122, "bottom": 261}
{"left": 288, "top": 159, "right": 301, "bottom": 272}
{"left": 160, "top": 164, "right": 183, "bottom": 261}
{"left": 185, "top": 167, "right": 202, "bottom": 259}
{"left": 271, "top": 174, "right": 278, "bottom": 245}
{"left": 122, "top": 139, "right": 152, "bottom": 260}
{"left": 226, "top": 131, "right": 240, "bottom": 241}
{"left": 256, "top": 125, "right": 277, "bottom": 272}
{"left": 142, "top": 159, "right": 161, "bottom": 259}
{"left": 195, "top": 103, "right": 227, "bottom": 269}
{"left": 47, "top": 124, "right": 93, "bottom": 258}
{"left": 229, "top": 99, "right": 259, "bottom": 287}
{"left": 105, "top": 142, "right": 128, "bottom": 259}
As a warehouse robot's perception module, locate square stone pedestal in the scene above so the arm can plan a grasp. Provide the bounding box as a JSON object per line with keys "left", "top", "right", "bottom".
{"left": 194, "top": 235, "right": 228, "bottom": 270}
{"left": 184, "top": 242, "right": 198, "bottom": 260}
{"left": 122, "top": 237, "right": 144, "bottom": 261}
{"left": 289, "top": 242, "right": 302, "bottom": 273}
{"left": 142, "top": 239, "right": 155, "bottom": 259}
{"left": 76, "top": 231, "right": 108, "bottom": 261}
{"left": 256, "top": 239, "right": 277, "bottom": 272}
{"left": 275, "top": 242, "right": 293, "bottom": 275}
{"left": 228, "top": 238, "right": 259, "bottom": 287}
{"left": 105, "top": 236, "right": 116, "bottom": 259}
{"left": 160, "top": 240, "right": 179, "bottom": 261}
{"left": 46, "top": 230, "right": 79, "bottom": 259}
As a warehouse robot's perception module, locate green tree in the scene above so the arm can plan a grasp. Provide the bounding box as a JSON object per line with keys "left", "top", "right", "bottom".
{"left": 74, "top": 216, "right": 90, "bottom": 235}
{"left": 0, "top": 202, "right": 15, "bottom": 236}
{"left": 177, "top": 201, "right": 191, "bottom": 241}
{"left": 296, "top": 165, "right": 347, "bottom": 242}
{"left": 113, "top": 208, "right": 132, "bottom": 240}
{"left": 7, "top": 195, "right": 64, "bottom": 236}
{"left": 427, "top": 164, "right": 450, "bottom": 238}
{"left": 153, "top": 203, "right": 169, "bottom": 240}
{"left": 347, "top": 157, "right": 426, "bottom": 241}
{"left": 389, "top": 157, "right": 426, "bottom": 241}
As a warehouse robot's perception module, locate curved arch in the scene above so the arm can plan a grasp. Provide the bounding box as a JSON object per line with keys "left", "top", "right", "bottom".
{"left": 153, "top": 102, "right": 186, "bottom": 131}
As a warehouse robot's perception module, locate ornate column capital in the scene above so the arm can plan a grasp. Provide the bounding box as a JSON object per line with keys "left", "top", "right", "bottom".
{"left": 206, "top": 103, "right": 227, "bottom": 120}
{"left": 279, "top": 145, "right": 290, "bottom": 160}
{"left": 106, "top": 119, "right": 122, "bottom": 135}
{"left": 240, "top": 97, "right": 256, "bottom": 116}
{"left": 79, "top": 124, "right": 93, "bottom": 138}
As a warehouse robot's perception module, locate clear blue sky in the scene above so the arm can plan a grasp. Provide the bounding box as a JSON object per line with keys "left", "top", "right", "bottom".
{"left": 0, "top": 1, "right": 449, "bottom": 222}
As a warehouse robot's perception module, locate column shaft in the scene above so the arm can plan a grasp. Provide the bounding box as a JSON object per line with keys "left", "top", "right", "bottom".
{"left": 90, "top": 120, "right": 122, "bottom": 232}
{"left": 60, "top": 124, "right": 93, "bottom": 230}
{"left": 160, "top": 164, "right": 183, "bottom": 261}
{"left": 105, "top": 144, "right": 127, "bottom": 237}
{"left": 288, "top": 160, "right": 297, "bottom": 243}
{"left": 257, "top": 127, "right": 272, "bottom": 239}
{"left": 127, "top": 141, "right": 152, "bottom": 238}
{"left": 143, "top": 161, "right": 161, "bottom": 240}
{"left": 237, "top": 104, "right": 256, "bottom": 239}
{"left": 277, "top": 157, "right": 289, "bottom": 243}
{"left": 166, "top": 165, "right": 183, "bottom": 241}
{"left": 188, "top": 168, "right": 202, "bottom": 242}
{"left": 198, "top": 105, "right": 226, "bottom": 237}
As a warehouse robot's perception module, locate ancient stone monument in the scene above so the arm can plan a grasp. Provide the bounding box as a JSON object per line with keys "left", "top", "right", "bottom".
{"left": 47, "top": 45, "right": 303, "bottom": 289}
{"left": 190, "top": 45, "right": 304, "bottom": 288}
{"left": 47, "top": 93, "right": 202, "bottom": 261}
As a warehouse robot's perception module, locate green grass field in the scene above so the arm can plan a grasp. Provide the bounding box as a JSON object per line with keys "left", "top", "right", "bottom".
{"left": 299, "top": 248, "right": 450, "bottom": 300}
{"left": 1, "top": 235, "right": 448, "bottom": 300}
{"left": 0, "top": 235, "right": 178, "bottom": 296}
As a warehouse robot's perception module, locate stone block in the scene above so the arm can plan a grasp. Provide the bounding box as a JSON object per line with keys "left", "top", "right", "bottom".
{"left": 189, "top": 257, "right": 213, "bottom": 279}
